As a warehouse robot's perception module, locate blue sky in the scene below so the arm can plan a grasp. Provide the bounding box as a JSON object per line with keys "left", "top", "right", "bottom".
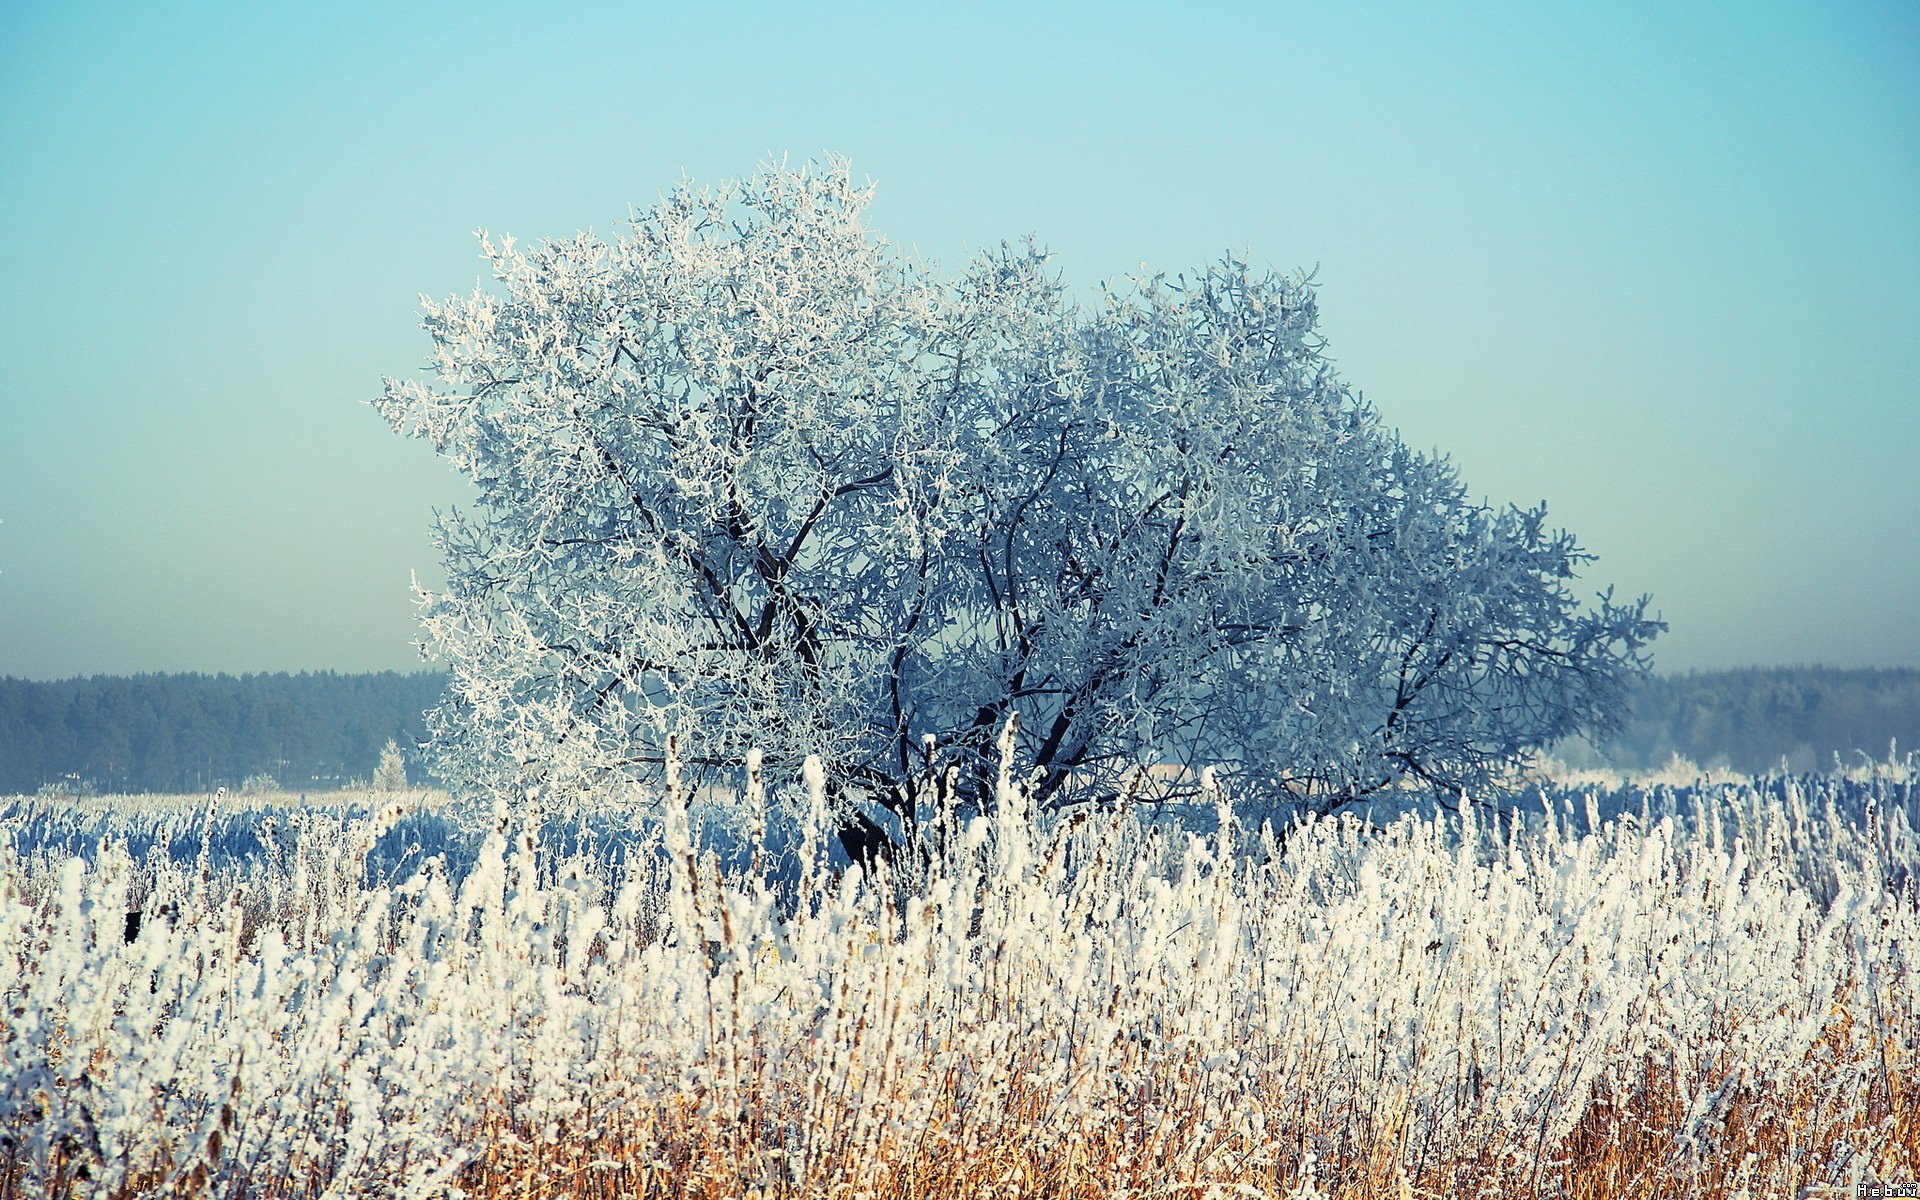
{"left": 2, "top": 1, "right": 1915, "bottom": 679}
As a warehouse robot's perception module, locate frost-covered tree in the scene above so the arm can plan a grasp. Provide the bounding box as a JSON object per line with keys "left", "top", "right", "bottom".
{"left": 375, "top": 158, "right": 1660, "bottom": 847}
{"left": 373, "top": 738, "right": 408, "bottom": 792}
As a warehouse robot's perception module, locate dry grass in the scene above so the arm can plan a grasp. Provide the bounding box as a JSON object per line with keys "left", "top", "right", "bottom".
{"left": 347, "top": 990, "right": 1918, "bottom": 1200}
{"left": 2, "top": 768, "right": 1915, "bottom": 1199}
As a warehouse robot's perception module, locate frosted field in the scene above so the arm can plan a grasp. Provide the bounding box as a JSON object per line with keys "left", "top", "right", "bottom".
{"left": 2, "top": 760, "right": 1915, "bottom": 1198}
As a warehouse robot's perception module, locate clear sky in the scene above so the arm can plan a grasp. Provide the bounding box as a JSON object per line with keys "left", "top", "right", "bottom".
{"left": 2, "top": 1, "right": 1915, "bottom": 680}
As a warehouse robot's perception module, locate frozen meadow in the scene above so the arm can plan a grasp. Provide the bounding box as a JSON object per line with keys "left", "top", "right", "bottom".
{"left": 2, "top": 758, "right": 1916, "bottom": 1198}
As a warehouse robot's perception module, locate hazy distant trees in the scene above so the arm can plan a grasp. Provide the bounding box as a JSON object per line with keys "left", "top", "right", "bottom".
{"left": 0, "top": 672, "right": 441, "bottom": 794}
{"left": 1584, "top": 667, "right": 1920, "bottom": 773}
{"left": 8, "top": 666, "right": 1907, "bottom": 799}
{"left": 376, "top": 158, "right": 1660, "bottom": 846}
{"left": 6, "top": 666, "right": 1908, "bottom": 800}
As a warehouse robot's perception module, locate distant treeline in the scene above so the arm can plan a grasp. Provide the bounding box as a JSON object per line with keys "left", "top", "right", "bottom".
{"left": 1575, "top": 665, "right": 1920, "bottom": 774}
{"left": 1, "top": 666, "right": 1915, "bottom": 796}
{"left": 0, "top": 672, "right": 447, "bottom": 795}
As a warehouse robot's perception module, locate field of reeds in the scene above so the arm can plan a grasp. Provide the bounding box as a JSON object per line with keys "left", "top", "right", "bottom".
{"left": 2, "top": 755, "right": 1915, "bottom": 1199}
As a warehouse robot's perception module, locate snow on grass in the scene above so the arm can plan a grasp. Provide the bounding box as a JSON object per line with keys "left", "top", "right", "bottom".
{"left": 1, "top": 760, "right": 1915, "bottom": 1198}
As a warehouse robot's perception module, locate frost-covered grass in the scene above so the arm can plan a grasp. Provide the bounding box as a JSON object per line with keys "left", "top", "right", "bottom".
{"left": 2, "top": 762, "right": 1916, "bottom": 1198}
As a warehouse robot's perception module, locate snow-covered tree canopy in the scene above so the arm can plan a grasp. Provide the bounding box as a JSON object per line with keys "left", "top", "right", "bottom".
{"left": 375, "top": 158, "right": 1661, "bottom": 842}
